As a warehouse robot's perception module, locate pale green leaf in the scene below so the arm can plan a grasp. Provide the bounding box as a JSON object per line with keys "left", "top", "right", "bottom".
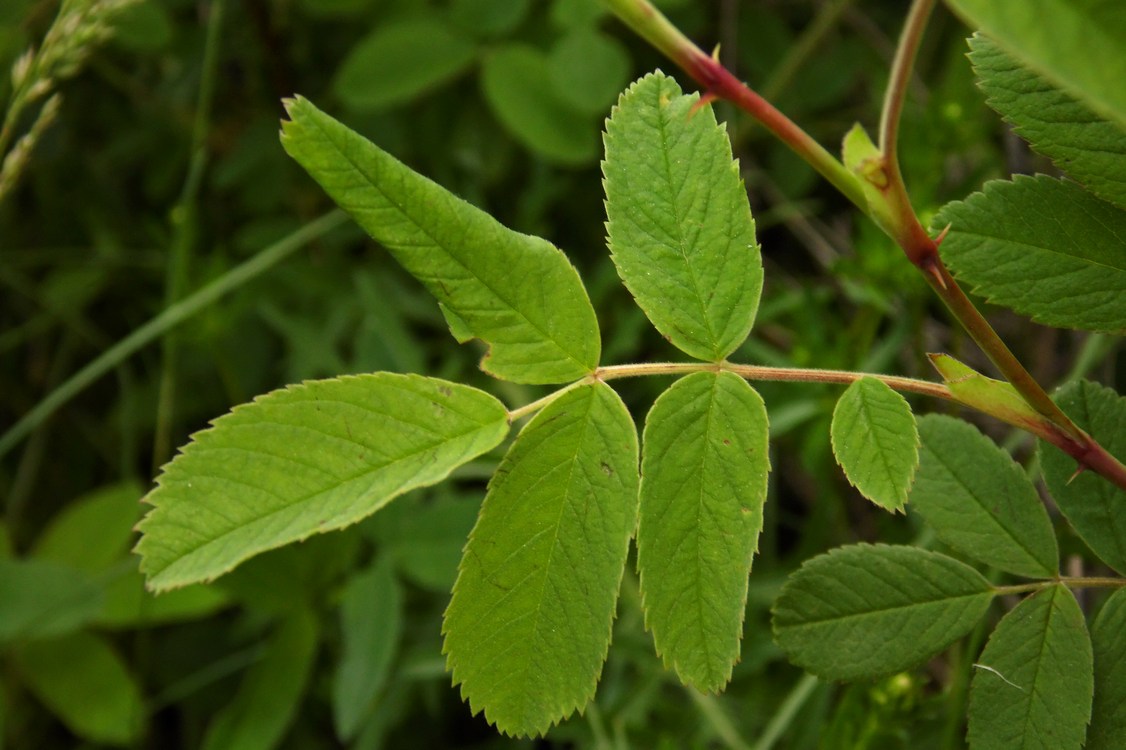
{"left": 771, "top": 544, "right": 994, "bottom": 680}
{"left": 333, "top": 557, "right": 403, "bottom": 741}
{"left": 928, "top": 354, "right": 1046, "bottom": 436}
{"left": 15, "top": 632, "right": 144, "bottom": 746}
{"left": 935, "top": 175, "right": 1126, "bottom": 333}
{"left": 332, "top": 19, "right": 476, "bottom": 111}
{"left": 1040, "top": 380, "right": 1126, "bottom": 574}
{"left": 969, "top": 34, "right": 1126, "bottom": 211}
{"left": 945, "top": 0, "right": 1126, "bottom": 128}
{"left": 967, "top": 585, "right": 1092, "bottom": 750}
{"left": 549, "top": 28, "right": 631, "bottom": 115}
{"left": 603, "top": 72, "right": 763, "bottom": 361}
{"left": 480, "top": 44, "right": 599, "bottom": 164}
{"left": 637, "top": 372, "right": 769, "bottom": 692}
{"left": 202, "top": 611, "right": 319, "bottom": 750}
{"left": 443, "top": 382, "right": 640, "bottom": 736}
{"left": 32, "top": 481, "right": 143, "bottom": 570}
{"left": 136, "top": 374, "right": 509, "bottom": 591}
{"left": 1088, "top": 588, "right": 1126, "bottom": 749}
{"left": 281, "top": 98, "right": 601, "bottom": 383}
{"left": 829, "top": 377, "right": 918, "bottom": 512}
{"left": 910, "top": 415, "right": 1058, "bottom": 578}
{"left": 0, "top": 559, "right": 102, "bottom": 642}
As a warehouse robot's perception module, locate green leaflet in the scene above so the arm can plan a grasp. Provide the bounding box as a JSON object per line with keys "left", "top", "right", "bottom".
{"left": 1040, "top": 380, "right": 1126, "bottom": 575}
{"left": 603, "top": 72, "right": 762, "bottom": 362}
{"left": 934, "top": 175, "right": 1126, "bottom": 333}
{"left": 31, "top": 481, "right": 142, "bottom": 570}
{"left": 637, "top": 372, "right": 769, "bottom": 692}
{"left": 443, "top": 382, "right": 639, "bottom": 737}
{"left": 945, "top": 0, "right": 1126, "bottom": 129}
{"left": 0, "top": 559, "right": 102, "bottom": 642}
{"left": 135, "top": 374, "right": 509, "bottom": 591}
{"left": 14, "top": 633, "right": 144, "bottom": 746}
{"left": 969, "top": 34, "right": 1126, "bottom": 211}
{"left": 332, "top": 19, "right": 477, "bottom": 111}
{"left": 549, "top": 28, "right": 631, "bottom": 116}
{"left": 911, "top": 415, "right": 1058, "bottom": 579}
{"left": 829, "top": 377, "right": 918, "bottom": 513}
{"left": 201, "top": 611, "right": 319, "bottom": 750}
{"left": 333, "top": 557, "right": 403, "bottom": 741}
{"left": 967, "top": 586, "right": 1092, "bottom": 750}
{"left": 1089, "top": 588, "right": 1126, "bottom": 749}
{"left": 771, "top": 544, "right": 994, "bottom": 681}
{"left": 281, "top": 97, "right": 601, "bottom": 382}
{"left": 481, "top": 44, "right": 599, "bottom": 164}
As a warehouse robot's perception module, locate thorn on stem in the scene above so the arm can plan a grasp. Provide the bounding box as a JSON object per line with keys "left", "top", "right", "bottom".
{"left": 1067, "top": 464, "right": 1086, "bottom": 484}
{"left": 920, "top": 256, "right": 947, "bottom": 289}
{"left": 934, "top": 223, "right": 952, "bottom": 247}
{"left": 689, "top": 93, "right": 720, "bottom": 117}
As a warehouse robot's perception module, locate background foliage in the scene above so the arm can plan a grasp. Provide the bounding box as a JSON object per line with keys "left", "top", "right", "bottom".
{"left": 2, "top": 0, "right": 1122, "bottom": 748}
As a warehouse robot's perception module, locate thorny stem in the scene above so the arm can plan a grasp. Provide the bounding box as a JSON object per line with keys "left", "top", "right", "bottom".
{"left": 604, "top": 0, "right": 1126, "bottom": 493}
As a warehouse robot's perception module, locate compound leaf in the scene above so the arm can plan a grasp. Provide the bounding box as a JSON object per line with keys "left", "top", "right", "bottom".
{"left": 771, "top": 544, "right": 994, "bottom": 680}
{"left": 443, "top": 382, "right": 639, "bottom": 737}
{"left": 136, "top": 374, "right": 509, "bottom": 592}
{"left": 911, "top": 415, "right": 1058, "bottom": 578}
{"left": 282, "top": 97, "right": 600, "bottom": 382}
{"left": 935, "top": 175, "right": 1126, "bottom": 333}
{"left": 830, "top": 377, "right": 918, "bottom": 512}
{"left": 969, "top": 33, "right": 1126, "bottom": 211}
{"left": 637, "top": 371, "right": 769, "bottom": 692}
{"left": 1089, "top": 588, "right": 1126, "bottom": 749}
{"left": 332, "top": 19, "right": 476, "bottom": 111}
{"left": 604, "top": 72, "right": 762, "bottom": 362}
{"left": 967, "top": 585, "right": 1092, "bottom": 750}
{"left": 945, "top": 0, "right": 1126, "bottom": 129}
{"left": 1040, "top": 380, "right": 1126, "bottom": 574}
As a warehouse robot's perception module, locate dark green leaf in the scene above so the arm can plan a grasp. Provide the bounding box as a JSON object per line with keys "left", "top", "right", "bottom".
{"left": 967, "top": 586, "right": 1092, "bottom": 750}
{"left": 333, "top": 557, "right": 403, "bottom": 741}
{"left": 1089, "top": 588, "right": 1126, "bottom": 749}
{"left": 32, "top": 481, "right": 142, "bottom": 570}
{"left": 136, "top": 374, "right": 510, "bottom": 591}
{"left": 443, "top": 383, "right": 640, "bottom": 736}
{"left": 449, "top": 0, "right": 532, "bottom": 37}
{"left": 911, "top": 415, "right": 1058, "bottom": 578}
{"left": 637, "top": 372, "right": 769, "bottom": 691}
{"left": 945, "top": 0, "right": 1126, "bottom": 128}
{"left": 15, "top": 633, "right": 144, "bottom": 745}
{"left": 201, "top": 611, "right": 319, "bottom": 750}
{"left": 970, "top": 34, "right": 1126, "bottom": 211}
{"left": 332, "top": 19, "right": 476, "bottom": 111}
{"left": 829, "top": 377, "right": 918, "bottom": 512}
{"left": 1040, "top": 380, "right": 1126, "bottom": 574}
{"left": 0, "top": 559, "right": 102, "bottom": 642}
{"left": 481, "top": 44, "right": 598, "bottom": 164}
{"left": 772, "top": 544, "right": 994, "bottom": 680}
{"left": 935, "top": 175, "right": 1126, "bottom": 332}
{"left": 549, "top": 29, "right": 631, "bottom": 115}
{"left": 282, "top": 98, "right": 601, "bottom": 382}
{"left": 604, "top": 72, "right": 763, "bottom": 361}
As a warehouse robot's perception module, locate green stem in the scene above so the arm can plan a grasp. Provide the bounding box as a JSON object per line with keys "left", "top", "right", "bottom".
{"left": 993, "top": 576, "right": 1126, "bottom": 596}
{"left": 602, "top": 0, "right": 869, "bottom": 213}
{"left": 153, "top": 0, "right": 226, "bottom": 470}
{"left": 0, "top": 211, "right": 348, "bottom": 464}
{"left": 751, "top": 673, "right": 820, "bottom": 750}
{"left": 687, "top": 687, "right": 751, "bottom": 750}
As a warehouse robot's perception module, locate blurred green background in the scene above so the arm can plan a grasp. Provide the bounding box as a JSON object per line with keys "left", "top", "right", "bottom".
{"left": 1, "top": 1, "right": 1112, "bottom": 748}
